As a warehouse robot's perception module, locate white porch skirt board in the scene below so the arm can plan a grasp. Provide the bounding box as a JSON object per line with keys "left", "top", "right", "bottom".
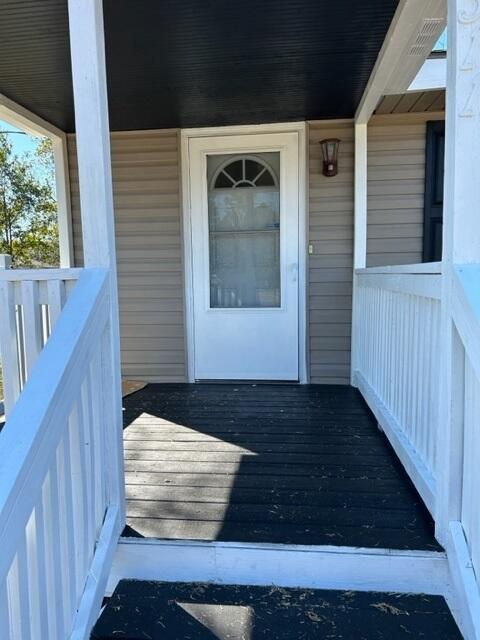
{"left": 108, "top": 537, "right": 448, "bottom": 595}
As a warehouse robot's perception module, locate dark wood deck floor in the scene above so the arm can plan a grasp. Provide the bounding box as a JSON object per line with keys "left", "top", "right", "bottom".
{"left": 93, "top": 580, "right": 461, "bottom": 639}
{"left": 122, "top": 384, "right": 440, "bottom": 550}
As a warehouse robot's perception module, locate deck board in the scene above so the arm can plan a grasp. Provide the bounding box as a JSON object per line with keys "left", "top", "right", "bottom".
{"left": 122, "top": 384, "right": 440, "bottom": 550}
{"left": 92, "top": 580, "right": 461, "bottom": 639}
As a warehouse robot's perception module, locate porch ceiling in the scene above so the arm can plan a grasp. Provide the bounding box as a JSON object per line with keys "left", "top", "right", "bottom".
{"left": 1, "top": 0, "right": 399, "bottom": 132}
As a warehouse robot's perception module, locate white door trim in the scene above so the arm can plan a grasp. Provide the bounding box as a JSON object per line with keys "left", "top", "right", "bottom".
{"left": 180, "top": 122, "right": 307, "bottom": 383}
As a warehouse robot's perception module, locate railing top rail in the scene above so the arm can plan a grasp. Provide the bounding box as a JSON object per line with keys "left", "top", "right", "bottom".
{"left": 0, "top": 267, "right": 109, "bottom": 579}
{"left": 356, "top": 262, "right": 442, "bottom": 276}
{"left": 356, "top": 272, "right": 442, "bottom": 300}
{"left": 0, "top": 267, "right": 82, "bottom": 281}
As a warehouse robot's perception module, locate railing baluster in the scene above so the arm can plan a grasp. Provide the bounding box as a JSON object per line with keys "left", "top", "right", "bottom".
{"left": 26, "top": 502, "right": 49, "bottom": 640}
{"left": 68, "top": 403, "right": 89, "bottom": 595}
{"left": 6, "top": 556, "right": 23, "bottom": 640}
{"left": 0, "top": 271, "right": 80, "bottom": 417}
{"left": 81, "top": 372, "right": 96, "bottom": 554}
{"left": 393, "top": 293, "right": 401, "bottom": 419}
{"left": 0, "top": 584, "right": 10, "bottom": 639}
{"left": 42, "top": 468, "right": 64, "bottom": 640}
{"left": 40, "top": 305, "right": 50, "bottom": 348}
{"left": 0, "top": 268, "right": 118, "bottom": 639}
{"left": 20, "top": 281, "right": 43, "bottom": 378}
{"left": 15, "top": 536, "right": 32, "bottom": 640}
{"left": 353, "top": 264, "right": 442, "bottom": 513}
{"left": 56, "top": 436, "right": 76, "bottom": 631}
{"left": 421, "top": 300, "right": 431, "bottom": 466}
{"left": 15, "top": 301, "right": 27, "bottom": 390}
{"left": 430, "top": 302, "right": 440, "bottom": 469}
{"left": 0, "top": 281, "right": 21, "bottom": 416}
{"left": 411, "top": 297, "right": 420, "bottom": 446}
{"left": 65, "top": 279, "right": 77, "bottom": 298}
{"left": 47, "top": 279, "right": 66, "bottom": 331}
{"left": 25, "top": 517, "right": 38, "bottom": 636}
{"left": 90, "top": 351, "right": 106, "bottom": 526}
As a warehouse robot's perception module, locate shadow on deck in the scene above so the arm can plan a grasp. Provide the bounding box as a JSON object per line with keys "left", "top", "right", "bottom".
{"left": 122, "top": 384, "right": 440, "bottom": 551}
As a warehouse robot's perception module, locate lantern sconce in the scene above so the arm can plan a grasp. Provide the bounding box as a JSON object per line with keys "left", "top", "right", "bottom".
{"left": 319, "top": 138, "right": 340, "bottom": 177}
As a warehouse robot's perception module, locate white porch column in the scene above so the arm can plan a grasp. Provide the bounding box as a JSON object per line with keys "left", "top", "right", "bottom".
{"left": 67, "top": 0, "right": 125, "bottom": 520}
{"left": 444, "top": 0, "right": 480, "bottom": 264}
{"left": 436, "top": 0, "right": 480, "bottom": 543}
{"left": 353, "top": 124, "right": 368, "bottom": 270}
{"left": 350, "top": 123, "right": 368, "bottom": 384}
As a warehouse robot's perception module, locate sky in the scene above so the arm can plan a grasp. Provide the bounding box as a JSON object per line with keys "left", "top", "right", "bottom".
{"left": 433, "top": 30, "right": 447, "bottom": 52}
{"left": 0, "top": 118, "right": 52, "bottom": 183}
{"left": 0, "top": 119, "right": 39, "bottom": 154}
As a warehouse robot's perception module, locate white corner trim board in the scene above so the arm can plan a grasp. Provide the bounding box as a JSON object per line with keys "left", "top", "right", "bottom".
{"left": 107, "top": 537, "right": 448, "bottom": 598}
{"left": 0, "top": 92, "right": 74, "bottom": 268}
{"left": 447, "top": 522, "right": 480, "bottom": 640}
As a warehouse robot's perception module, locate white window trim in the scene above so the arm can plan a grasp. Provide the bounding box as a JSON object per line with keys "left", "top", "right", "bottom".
{"left": 0, "top": 92, "right": 74, "bottom": 267}
{"left": 180, "top": 122, "right": 308, "bottom": 383}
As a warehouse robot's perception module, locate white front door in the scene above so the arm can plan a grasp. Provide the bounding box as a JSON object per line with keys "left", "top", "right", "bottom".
{"left": 188, "top": 131, "right": 300, "bottom": 380}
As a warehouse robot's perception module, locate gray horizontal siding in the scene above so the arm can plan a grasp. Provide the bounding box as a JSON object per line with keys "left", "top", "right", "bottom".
{"left": 308, "top": 121, "right": 354, "bottom": 384}
{"left": 367, "top": 112, "right": 444, "bottom": 267}
{"left": 68, "top": 129, "right": 186, "bottom": 383}
{"left": 68, "top": 113, "right": 444, "bottom": 386}
{"left": 308, "top": 111, "right": 444, "bottom": 384}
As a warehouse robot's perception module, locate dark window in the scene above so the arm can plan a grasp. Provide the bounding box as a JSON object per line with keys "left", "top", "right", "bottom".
{"left": 255, "top": 169, "right": 275, "bottom": 187}
{"left": 423, "top": 120, "right": 445, "bottom": 262}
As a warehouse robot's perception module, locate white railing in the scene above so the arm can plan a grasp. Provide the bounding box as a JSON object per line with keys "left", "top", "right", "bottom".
{"left": 461, "top": 353, "right": 480, "bottom": 579}
{"left": 451, "top": 265, "right": 480, "bottom": 586}
{"left": 352, "top": 263, "right": 442, "bottom": 513}
{"left": 352, "top": 261, "right": 480, "bottom": 635}
{"left": 0, "top": 268, "right": 123, "bottom": 639}
{"left": 0, "top": 263, "right": 82, "bottom": 417}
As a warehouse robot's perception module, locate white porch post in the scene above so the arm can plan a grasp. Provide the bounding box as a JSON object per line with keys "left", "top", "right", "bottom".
{"left": 353, "top": 124, "right": 368, "bottom": 271}
{"left": 67, "top": 0, "right": 125, "bottom": 522}
{"left": 350, "top": 123, "right": 368, "bottom": 384}
{"left": 436, "top": 0, "right": 480, "bottom": 543}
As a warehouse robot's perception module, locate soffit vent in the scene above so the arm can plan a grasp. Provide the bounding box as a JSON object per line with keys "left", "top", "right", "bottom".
{"left": 409, "top": 18, "right": 444, "bottom": 56}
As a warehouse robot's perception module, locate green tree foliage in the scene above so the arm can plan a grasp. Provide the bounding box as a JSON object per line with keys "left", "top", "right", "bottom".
{"left": 0, "top": 131, "right": 59, "bottom": 267}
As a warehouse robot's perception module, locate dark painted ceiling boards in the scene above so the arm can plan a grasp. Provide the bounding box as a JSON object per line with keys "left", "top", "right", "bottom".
{"left": 0, "top": 0, "right": 399, "bottom": 132}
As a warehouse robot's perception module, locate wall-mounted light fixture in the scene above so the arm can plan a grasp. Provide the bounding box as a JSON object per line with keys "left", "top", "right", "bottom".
{"left": 319, "top": 138, "right": 340, "bottom": 177}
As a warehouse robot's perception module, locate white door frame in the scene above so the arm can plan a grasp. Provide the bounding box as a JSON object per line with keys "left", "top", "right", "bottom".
{"left": 180, "top": 122, "right": 308, "bottom": 383}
